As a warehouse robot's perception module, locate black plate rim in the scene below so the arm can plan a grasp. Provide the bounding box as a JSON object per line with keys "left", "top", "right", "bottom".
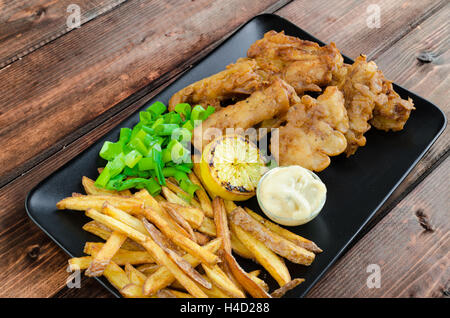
{"left": 25, "top": 13, "right": 447, "bottom": 298}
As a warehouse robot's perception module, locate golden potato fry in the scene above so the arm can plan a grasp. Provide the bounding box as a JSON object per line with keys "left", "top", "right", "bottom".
{"left": 202, "top": 264, "right": 245, "bottom": 298}
{"left": 160, "top": 202, "right": 204, "bottom": 229}
{"left": 244, "top": 207, "right": 322, "bottom": 253}
{"left": 168, "top": 289, "right": 194, "bottom": 298}
{"left": 165, "top": 179, "right": 202, "bottom": 209}
{"left": 84, "top": 242, "right": 154, "bottom": 264}
{"left": 138, "top": 208, "right": 218, "bottom": 265}
{"left": 135, "top": 189, "right": 191, "bottom": 238}
{"left": 102, "top": 203, "right": 148, "bottom": 235}
{"left": 142, "top": 218, "right": 212, "bottom": 289}
{"left": 213, "top": 197, "right": 270, "bottom": 298}
{"left": 231, "top": 207, "right": 315, "bottom": 265}
{"left": 271, "top": 278, "right": 305, "bottom": 297}
{"left": 161, "top": 186, "right": 190, "bottom": 206}
{"left": 82, "top": 176, "right": 131, "bottom": 196}
{"left": 162, "top": 202, "right": 197, "bottom": 242}
{"left": 231, "top": 222, "right": 291, "bottom": 287}
{"left": 197, "top": 216, "right": 216, "bottom": 236}
{"left": 125, "top": 263, "right": 147, "bottom": 286}
{"left": 142, "top": 238, "right": 221, "bottom": 295}
{"left": 57, "top": 195, "right": 143, "bottom": 214}
{"left": 194, "top": 232, "right": 211, "bottom": 245}
{"left": 137, "top": 263, "right": 160, "bottom": 275}
{"left": 85, "top": 231, "right": 127, "bottom": 277}
{"left": 248, "top": 270, "right": 269, "bottom": 292}
{"left": 85, "top": 209, "right": 208, "bottom": 298}
{"left": 103, "top": 261, "right": 130, "bottom": 291}
{"left": 82, "top": 221, "right": 143, "bottom": 251}
{"left": 188, "top": 172, "right": 214, "bottom": 218}
{"left": 120, "top": 283, "right": 152, "bottom": 298}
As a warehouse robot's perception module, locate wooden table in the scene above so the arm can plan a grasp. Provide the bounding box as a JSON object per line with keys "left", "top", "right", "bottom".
{"left": 0, "top": 0, "right": 448, "bottom": 298}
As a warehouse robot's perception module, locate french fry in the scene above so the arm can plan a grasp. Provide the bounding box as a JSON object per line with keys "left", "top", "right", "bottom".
{"left": 138, "top": 208, "right": 219, "bottom": 265}
{"left": 142, "top": 218, "right": 212, "bottom": 289}
{"left": 102, "top": 203, "right": 148, "bottom": 235}
{"left": 271, "top": 278, "right": 305, "bottom": 298}
{"left": 160, "top": 202, "right": 204, "bottom": 229}
{"left": 231, "top": 207, "right": 315, "bottom": 265}
{"left": 121, "top": 284, "right": 152, "bottom": 298}
{"left": 194, "top": 232, "right": 211, "bottom": 245}
{"left": 196, "top": 216, "right": 253, "bottom": 259}
{"left": 202, "top": 264, "right": 245, "bottom": 298}
{"left": 103, "top": 261, "right": 130, "bottom": 291}
{"left": 154, "top": 195, "right": 165, "bottom": 202}
{"left": 82, "top": 221, "right": 143, "bottom": 251}
{"left": 244, "top": 207, "right": 322, "bottom": 253}
{"left": 165, "top": 179, "right": 202, "bottom": 209}
{"left": 197, "top": 216, "right": 217, "bottom": 236}
{"left": 213, "top": 198, "right": 231, "bottom": 253}
{"left": 82, "top": 176, "right": 131, "bottom": 196}
{"left": 137, "top": 263, "right": 160, "bottom": 275}
{"left": 188, "top": 172, "right": 214, "bottom": 218}
{"left": 157, "top": 289, "right": 177, "bottom": 298}
{"left": 85, "top": 209, "right": 208, "bottom": 298}
{"left": 125, "top": 263, "right": 147, "bottom": 286}
{"left": 161, "top": 186, "right": 190, "bottom": 206}
{"left": 85, "top": 231, "right": 127, "bottom": 277}
{"left": 248, "top": 270, "right": 269, "bottom": 292}
{"left": 213, "top": 197, "right": 270, "bottom": 298}
{"left": 135, "top": 189, "right": 191, "bottom": 238}
{"left": 142, "top": 238, "right": 221, "bottom": 295}
{"left": 84, "top": 242, "right": 154, "bottom": 264}
{"left": 169, "top": 289, "right": 194, "bottom": 298}
{"left": 231, "top": 222, "right": 291, "bottom": 287}
{"left": 57, "top": 195, "right": 143, "bottom": 214}
{"left": 68, "top": 256, "right": 92, "bottom": 271}
{"left": 162, "top": 202, "right": 197, "bottom": 242}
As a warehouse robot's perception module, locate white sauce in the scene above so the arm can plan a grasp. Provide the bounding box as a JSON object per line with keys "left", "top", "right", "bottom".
{"left": 257, "top": 166, "right": 326, "bottom": 226}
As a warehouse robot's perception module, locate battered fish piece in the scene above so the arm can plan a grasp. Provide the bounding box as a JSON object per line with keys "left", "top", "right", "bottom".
{"left": 271, "top": 86, "right": 349, "bottom": 171}
{"left": 193, "top": 79, "right": 295, "bottom": 149}
{"left": 333, "top": 55, "right": 414, "bottom": 156}
{"left": 248, "top": 31, "right": 343, "bottom": 94}
{"left": 371, "top": 80, "right": 414, "bottom": 131}
{"left": 168, "top": 58, "right": 268, "bottom": 111}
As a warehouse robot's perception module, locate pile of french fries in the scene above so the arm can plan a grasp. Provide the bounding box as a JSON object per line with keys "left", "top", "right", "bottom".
{"left": 57, "top": 171, "right": 322, "bottom": 298}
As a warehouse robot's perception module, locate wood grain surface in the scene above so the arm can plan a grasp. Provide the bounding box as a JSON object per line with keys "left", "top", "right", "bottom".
{"left": 0, "top": 0, "right": 448, "bottom": 298}
{"left": 0, "top": 0, "right": 127, "bottom": 68}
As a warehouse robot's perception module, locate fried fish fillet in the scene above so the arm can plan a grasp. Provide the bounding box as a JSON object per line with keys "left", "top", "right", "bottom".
{"left": 247, "top": 30, "right": 343, "bottom": 94}
{"left": 168, "top": 58, "right": 269, "bottom": 111}
{"left": 371, "top": 80, "right": 414, "bottom": 131}
{"left": 271, "top": 86, "right": 349, "bottom": 171}
{"left": 193, "top": 78, "right": 295, "bottom": 149}
{"left": 332, "top": 55, "right": 414, "bottom": 156}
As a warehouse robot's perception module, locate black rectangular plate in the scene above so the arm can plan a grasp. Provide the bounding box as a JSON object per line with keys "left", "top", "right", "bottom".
{"left": 26, "top": 14, "right": 446, "bottom": 298}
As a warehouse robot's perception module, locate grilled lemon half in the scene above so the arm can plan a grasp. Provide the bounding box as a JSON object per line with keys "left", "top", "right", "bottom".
{"left": 200, "top": 134, "right": 267, "bottom": 201}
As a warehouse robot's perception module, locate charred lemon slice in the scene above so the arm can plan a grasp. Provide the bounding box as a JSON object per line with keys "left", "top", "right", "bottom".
{"left": 200, "top": 134, "right": 267, "bottom": 201}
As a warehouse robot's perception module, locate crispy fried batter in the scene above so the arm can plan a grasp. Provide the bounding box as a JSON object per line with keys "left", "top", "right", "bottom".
{"left": 248, "top": 30, "right": 343, "bottom": 94}
{"left": 168, "top": 58, "right": 269, "bottom": 111}
{"left": 271, "top": 86, "right": 348, "bottom": 171}
{"left": 332, "top": 55, "right": 414, "bottom": 156}
{"left": 371, "top": 80, "right": 414, "bottom": 131}
{"left": 193, "top": 78, "right": 296, "bottom": 149}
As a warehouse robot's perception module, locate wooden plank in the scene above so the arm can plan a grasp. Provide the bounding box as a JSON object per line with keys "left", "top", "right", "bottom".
{"left": 307, "top": 157, "right": 449, "bottom": 298}
{"left": 0, "top": 0, "right": 289, "bottom": 298}
{"left": 0, "top": 0, "right": 289, "bottom": 188}
{"left": 277, "top": 0, "right": 447, "bottom": 59}
{"left": 0, "top": 0, "right": 127, "bottom": 68}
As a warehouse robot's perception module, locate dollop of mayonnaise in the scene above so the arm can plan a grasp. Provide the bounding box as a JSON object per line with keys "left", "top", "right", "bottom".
{"left": 257, "top": 166, "right": 327, "bottom": 226}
